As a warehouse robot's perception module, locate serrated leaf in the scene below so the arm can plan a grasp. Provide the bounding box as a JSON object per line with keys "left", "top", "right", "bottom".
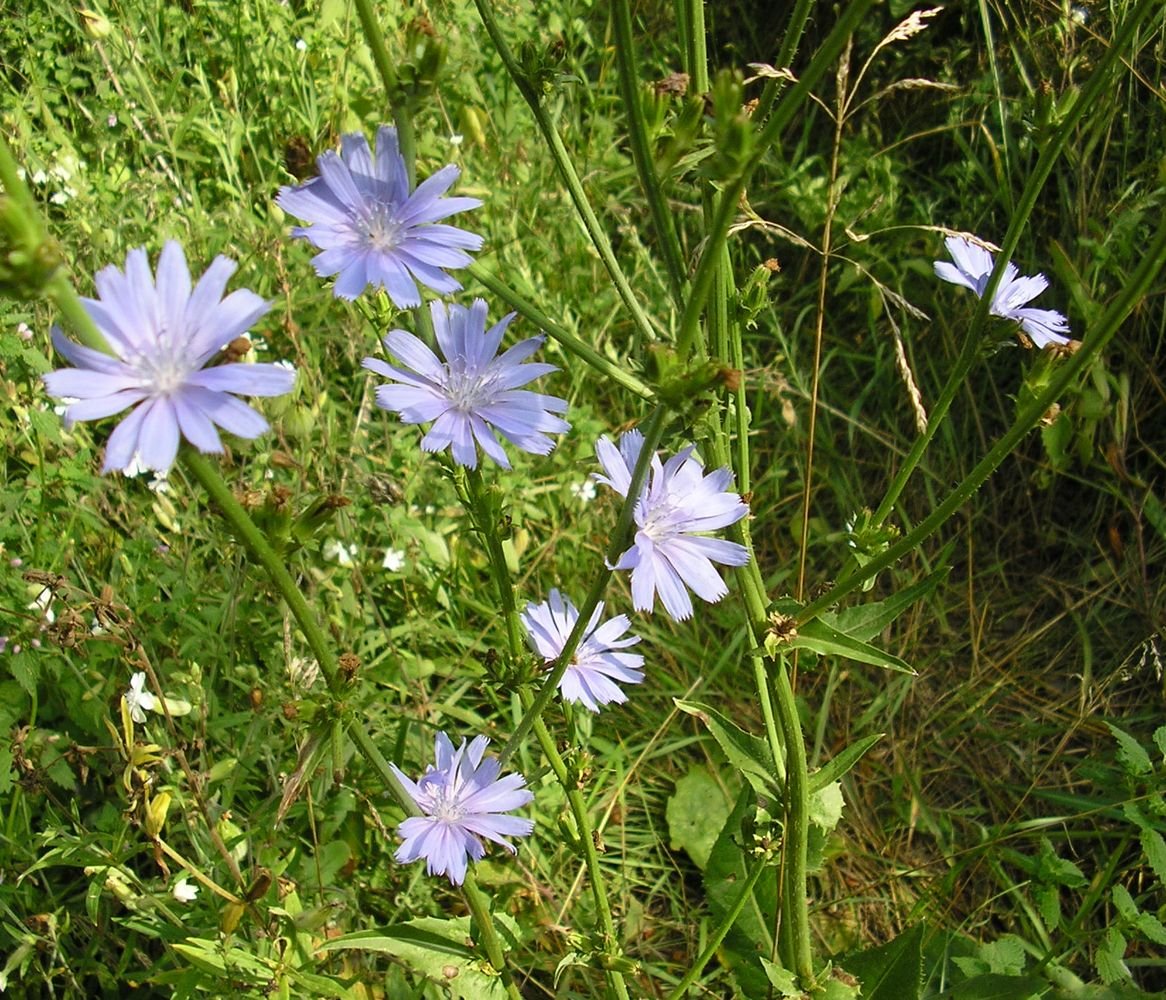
{"left": 1106, "top": 723, "right": 1152, "bottom": 776}
{"left": 845, "top": 922, "right": 924, "bottom": 1000}
{"left": 1153, "top": 726, "right": 1166, "bottom": 764}
{"left": 666, "top": 765, "right": 730, "bottom": 870}
{"left": 810, "top": 780, "right": 844, "bottom": 833}
{"left": 809, "top": 733, "right": 884, "bottom": 794}
{"left": 676, "top": 699, "right": 783, "bottom": 797}
{"left": 979, "top": 936, "right": 1026, "bottom": 976}
{"left": 1110, "top": 884, "right": 1138, "bottom": 921}
{"left": 1138, "top": 826, "right": 1166, "bottom": 882}
{"left": 1135, "top": 909, "right": 1166, "bottom": 946}
{"left": 1096, "top": 927, "right": 1129, "bottom": 985}
{"left": 1035, "top": 884, "right": 1061, "bottom": 932}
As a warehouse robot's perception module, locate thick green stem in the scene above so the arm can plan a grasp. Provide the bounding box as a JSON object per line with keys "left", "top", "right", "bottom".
{"left": 612, "top": 0, "right": 687, "bottom": 305}
{"left": 869, "top": 0, "right": 1161, "bottom": 527}
{"left": 497, "top": 405, "right": 669, "bottom": 767}
{"left": 467, "top": 262, "right": 654, "bottom": 401}
{"left": 351, "top": 0, "right": 415, "bottom": 184}
{"left": 471, "top": 0, "right": 659, "bottom": 351}
{"left": 803, "top": 210, "right": 1166, "bottom": 623}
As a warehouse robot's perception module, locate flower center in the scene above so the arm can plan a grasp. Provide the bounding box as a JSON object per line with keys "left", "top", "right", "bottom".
{"left": 361, "top": 204, "right": 404, "bottom": 252}
{"left": 427, "top": 785, "right": 465, "bottom": 822}
{"left": 443, "top": 369, "right": 493, "bottom": 413}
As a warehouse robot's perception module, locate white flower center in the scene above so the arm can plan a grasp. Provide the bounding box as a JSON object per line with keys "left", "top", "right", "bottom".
{"left": 443, "top": 369, "right": 494, "bottom": 413}
{"left": 427, "top": 785, "right": 466, "bottom": 822}
{"left": 362, "top": 204, "right": 404, "bottom": 252}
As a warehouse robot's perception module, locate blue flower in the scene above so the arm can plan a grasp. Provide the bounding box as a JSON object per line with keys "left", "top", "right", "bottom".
{"left": 391, "top": 733, "right": 534, "bottom": 886}
{"left": 276, "top": 126, "right": 483, "bottom": 305}
{"left": 934, "top": 235, "right": 1071, "bottom": 348}
{"left": 521, "top": 589, "right": 644, "bottom": 712}
{"left": 43, "top": 242, "right": 296, "bottom": 474}
{"left": 363, "top": 299, "right": 570, "bottom": 469}
{"left": 595, "top": 431, "right": 750, "bottom": 622}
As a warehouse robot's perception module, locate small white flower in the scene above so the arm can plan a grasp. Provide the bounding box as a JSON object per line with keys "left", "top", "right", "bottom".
{"left": 172, "top": 879, "right": 199, "bottom": 903}
{"left": 125, "top": 671, "right": 157, "bottom": 723}
{"left": 295, "top": 37, "right": 307, "bottom": 51}
{"left": 449, "top": 133, "right": 464, "bottom": 147}
{"left": 16, "top": 322, "right": 33, "bottom": 341}
{"left": 274, "top": 359, "right": 295, "bottom": 372}
{"left": 382, "top": 547, "right": 406, "bottom": 571}
{"left": 147, "top": 472, "right": 170, "bottom": 494}
{"left": 569, "top": 479, "right": 597, "bottom": 504}
{"left": 107, "top": 113, "right": 118, "bottom": 127}
{"left": 28, "top": 587, "right": 55, "bottom": 624}
{"left": 30, "top": 169, "right": 48, "bottom": 185}
{"left": 323, "top": 539, "right": 356, "bottom": 566}
{"left": 90, "top": 618, "right": 106, "bottom": 636}
{"left": 287, "top": 656, "right": 320, "bottom": 689}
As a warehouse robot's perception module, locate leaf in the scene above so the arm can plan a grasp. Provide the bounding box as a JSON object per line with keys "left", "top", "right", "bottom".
{"left": 704, "top": 785, "right": 776, "bottom": 997}
{"left": 1106, "top": 723, "right": 1152, "bottom": 777}
{"left": 1110, "top": 884, "right": 1137, "bottom": 922}
{"left": 809, "top": 734, "right": 884, "bottom": 794}
{"left": 760, "top": 957, "right": 799, "bottom": 995}
{"left": 826, "top": 570, "right": 949, "bottom": 642}
{"left": 676, "top": 699, "right": 783, "bottom": 797}
{"left": 317, "top": 917, "right": 513, "bottom": 1000}
{"left": 792, "top": 617, "right": 914, "bottom": 672}
{"left": 940, "top": 973, "right": 1050, "bottom": 999}
{"left": 978, "top": 937, "right": 1026, "bottom": 976}
{"left": 1138, "top": 826, "right": 1166, "bottom": 882}
{"left": 845, "top": 922, "right": 924, "bottom": 1000}
{"left": 666, "top": 765, "right": 730, "bottom": 870}
{"left": 810, "top": 781, "right": 845, "bottom": 833}
{"left": 1154, "top": 726, "right": 1166, "bottom": 764}
{"left": 1096, "top": 927, "right": 1129, "bottom": 985}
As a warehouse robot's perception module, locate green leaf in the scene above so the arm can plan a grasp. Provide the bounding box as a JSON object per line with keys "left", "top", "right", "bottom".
{"left": 825, "top": 569, "right": 949, "bottom": 642}
{"left": 1110, "top": 884, "right": 1137, "bottom": 922}
{"left": 1154, "top": 725, "right": 1166, "bottom": 764}
{"left": 845, "top": 922, "right": 924, "bottom": 1000}
{"left": 1096, "top": 927, "right": 1129, "bottom": 985}
{"left": 760, "top": 957, "right": 799, "bottom": 995}
{"left": 941, "top": 973, "right": 1050, "bottom": 999}
{"left": 978, "top": 937, "right": 1026, "bottom": 976}
{"left": 1106, "top": 723, "right": 1152, "bottom": 776}
{"left": 809, "top": 733, "right": 884, "bottom": 794}
{"left": 809, "top": 780, "right": 845, "bottom": 833}
{"left": 666, "top": 765, "right": 730, "bottom": 870}
{"left": 316, "top": 917, "right": 513, "bottom": 1000}
{"left": 792, "top": 617, "right": 914, "bottom": 672}
{"left": 1138, "top": 826, "right": 1166, "bottom": 882}
{"left": 675, "top": 699, "right": 783, "bottom": 797}
{"left": 704, "top": 785, "right": 776, "bottom": 997}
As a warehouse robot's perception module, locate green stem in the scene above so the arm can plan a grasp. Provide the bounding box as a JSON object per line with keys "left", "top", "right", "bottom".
{"left": 752, "top": 0, "right": 817, "bottom": 122}
{"left": 869, "top": 0, "right": 1161, "bottom": 527}
{"left": 612, "top": 0, "right": 687, "bottom": 305}
{"left": 467, "top": 262, "right": 654, "bottom": 401}
{"left": 665, "top": 851, "right": 769, "bottom": 999}
{"left": 461, "top": 471, "right": 629, "bottom": 999}
{"left": 182, "top": 451, "right": 410, "bottom": 807}
{"left": 497, "top": 405, "right": 669, "bottom": 767}
{"left": 351, "top": 0, "right": 415, "bottom": 184}
{"left": 471, "top": 0, "right": 659, "bottom": 351}
{"left": 675, "top": 0, "right": 875, "bottom": 361}
{"left": 802, "top": 209, "right": 1166, "bottom": 623}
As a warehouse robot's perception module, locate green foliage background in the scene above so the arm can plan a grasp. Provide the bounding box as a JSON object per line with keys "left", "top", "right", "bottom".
{"left": 1, "top": 0, "right": 1164, "bottom": 995}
